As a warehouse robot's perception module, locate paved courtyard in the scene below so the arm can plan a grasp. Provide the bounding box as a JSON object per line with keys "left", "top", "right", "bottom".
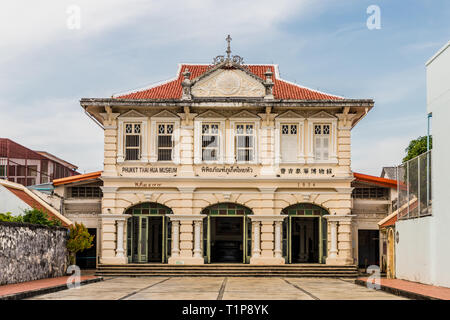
{"left": 27, "top": 277, "right": 407, "bottom": 300}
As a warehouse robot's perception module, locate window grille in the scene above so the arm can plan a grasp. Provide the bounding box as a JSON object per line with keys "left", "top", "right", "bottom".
{"left": 70, "top": 186, "right": 103, "bottom": 198}
{"left": 202, "top": 123, "right": 219, "bottom": 161}
{"left": 236, "top": 124, "right": 254, "bottom": 162}
{"left": 125, "top": 123, "right": 141, "bottom": 161}
{"left": 157, "top": 124, "right": 174, "bottom": 161}
{"left": 352, "top": 187, "right": 389, "bottom": 199}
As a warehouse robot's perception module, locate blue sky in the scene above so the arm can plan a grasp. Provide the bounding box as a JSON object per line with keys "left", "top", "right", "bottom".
{"left": 0, "top": 0, "right": 449, "bottom": 175}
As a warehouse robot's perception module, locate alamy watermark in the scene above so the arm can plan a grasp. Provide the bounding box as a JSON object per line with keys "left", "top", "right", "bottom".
{"left": 367, "top": 5, "right": 381, "bottom": 30}
{"left": 66, "top": 265, "right": 81, "bottom": 289}
{"left": 66, "top": 5, "right": 81, "bottom": 30}
{"left": 366, "top": 265, "right": 381, "bottom": 290}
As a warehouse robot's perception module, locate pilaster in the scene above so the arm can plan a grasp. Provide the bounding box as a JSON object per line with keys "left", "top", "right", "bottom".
{"left": 249, "top": 215, "right": 285, "bottom": 265}
{"left": 168, "top": 215, "right": 205, "bottom": 265}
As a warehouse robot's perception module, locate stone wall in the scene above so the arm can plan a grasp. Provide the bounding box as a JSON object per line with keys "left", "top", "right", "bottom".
{"left": 0, "top": 221, "right": 68, "bottom": 285}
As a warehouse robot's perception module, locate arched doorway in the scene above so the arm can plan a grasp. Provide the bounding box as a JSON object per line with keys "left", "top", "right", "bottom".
{"left": 126, "top": 202, "right": 172, "bottom": 263}
{"left": 281, "top": 203, "right": 328, "bottom": 264}
{"left": 201, "top": 203, "right": 253, "bottom": 264}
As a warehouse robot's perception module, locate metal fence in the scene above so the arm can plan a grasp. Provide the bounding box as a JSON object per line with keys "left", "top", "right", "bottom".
{"left": 397, "top": 150, "right": 432, "bottom": 219}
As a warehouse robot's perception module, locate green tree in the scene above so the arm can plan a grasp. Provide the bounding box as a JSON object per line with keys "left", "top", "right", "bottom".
{"left": 402, "top": 136, "right": 432, "bottom": 217}
{"left": 0, "top": 212, "right": 23, "bottom": 222}
{"left": 403, "top": 136, "right": 432, "bottom": 163}
{"left": 22, "top": 208, "right": 62, "bottom": 227}
{"left": 67, "top": 223, "right": 95, "bottom": 265}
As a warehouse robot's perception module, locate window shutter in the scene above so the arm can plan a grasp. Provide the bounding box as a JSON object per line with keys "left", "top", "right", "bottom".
{"left": 315, "top": 136, "right": 322, "bottom": 160}
{"left": 322, "top": 136, "right": 329, "bottom": 160}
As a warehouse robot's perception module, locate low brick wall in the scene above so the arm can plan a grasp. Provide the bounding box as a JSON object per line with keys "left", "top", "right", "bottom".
{"left": 0, "top": 221, "right": 68, "bottom": 285}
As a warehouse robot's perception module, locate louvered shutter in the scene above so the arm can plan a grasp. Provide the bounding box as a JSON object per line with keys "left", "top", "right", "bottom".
{"left": 315, "top": 136, "right": 322, "bottom": 160}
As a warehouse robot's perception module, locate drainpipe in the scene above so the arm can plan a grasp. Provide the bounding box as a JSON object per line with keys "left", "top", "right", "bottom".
{"left": 427, "top": 113, "right": 432, "bottom": 151}
{"left": 426, "top": 112, "right": 432, "bottom": 213}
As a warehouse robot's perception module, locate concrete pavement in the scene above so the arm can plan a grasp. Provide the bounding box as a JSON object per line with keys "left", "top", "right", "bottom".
{"left": 27, "top": 277, "right": 407, "bottom": 300}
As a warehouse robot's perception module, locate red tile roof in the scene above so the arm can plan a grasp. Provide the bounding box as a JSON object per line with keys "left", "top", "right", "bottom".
{"left": 53, "top": 171, "right": 102, "bottom": 186}
{"left": 114, "top": 64, "right": 344, "bottom": 100}
{"left": 4, "top": 186, "right": 69, "bottom": 226}
{"left": 353, "top": 172, "right": 398, "bottom": 189}
{"left": 380, "top": 214, "right": 397, "bottom": 228}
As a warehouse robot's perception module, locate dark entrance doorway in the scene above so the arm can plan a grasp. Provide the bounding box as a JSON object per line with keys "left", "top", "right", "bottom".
{"left": 358, "top": 230, "right": 380, "bottom": 268}
{"left": 202, "top": 203, "right": 253, "bottom": 264}
{"left": 210, "top": 217, "right": 243, "bottom": 263}
{"left": 291, "top": 218, "right": 319, "bottom": 263}
{"left": 76, "top": 228, "right": 97, "bottom": 269}
{"left": 282, "top": 203, "right": 328, "bottom": 264}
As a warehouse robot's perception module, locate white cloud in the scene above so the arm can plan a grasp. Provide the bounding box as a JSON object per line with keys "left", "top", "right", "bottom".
{"left": 0, "top": 0, "right": 312, "bottom": 62}
{"left": 0, "top": 0, "right": 315, "bottom": 173}
{"left": 0, "top": 98, "right": 103, "bottom": 173}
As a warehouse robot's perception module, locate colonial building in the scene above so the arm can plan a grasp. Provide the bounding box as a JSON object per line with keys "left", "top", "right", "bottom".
{"left": 80, "top": 40, "right": 375, "bottom": 266}
{"left": 351, "top": 173, "right": 397, "bottom": 271}
{"left": 0, "top": 138, "right": 79, "bottom": 186}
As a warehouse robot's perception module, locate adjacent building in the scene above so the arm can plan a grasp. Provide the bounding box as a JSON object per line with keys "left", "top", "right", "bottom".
{"left": 395, "top": 41, "right": 450, "bottom": 288}
{"left": 351, "top": 173, "right": 397, "bottom": 271}
{"left": 79, "top": 42, "right": 378, "bottom": 266}
{"left": 0, "top": 138, "right": 79, "bottom": 186}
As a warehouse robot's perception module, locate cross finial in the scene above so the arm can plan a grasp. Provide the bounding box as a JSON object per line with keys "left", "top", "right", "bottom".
{"left": 226, "top": 34, "right": 232, "bottom": 59}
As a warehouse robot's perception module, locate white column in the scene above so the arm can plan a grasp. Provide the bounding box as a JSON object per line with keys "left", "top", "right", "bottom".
{"left": 329, "top": 221, "right": 338, "bottom": 258}
{"left": 193, "top": 220, "right": 202, "bottom": 258}
{"left": 274, "top": 221, "right": 282, "bottom": 259}
{"left": 116, "top": 219, "right": 125, "bottom": 258}
{"left": 253, "top": 221, "right": 261, "bottom": 258}
{"left": 171, "top": 221, "right": 180, "bottom": 257}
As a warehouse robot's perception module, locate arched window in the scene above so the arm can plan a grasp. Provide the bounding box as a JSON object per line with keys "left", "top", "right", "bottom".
{"left": 202, "top": 203, "right": 253, "bottom": 216}
{"left": 126, "top": 202, "right": 173, "bottom": 215}
{"left": 282, "top": 203, "right": 328, "bottom": 216}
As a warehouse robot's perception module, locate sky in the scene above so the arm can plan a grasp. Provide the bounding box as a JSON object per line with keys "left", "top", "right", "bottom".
{"left": 0, "top": 0, "right": 449, "bottom": 175}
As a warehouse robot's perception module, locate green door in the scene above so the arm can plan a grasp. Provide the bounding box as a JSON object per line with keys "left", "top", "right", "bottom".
{"left": 164, "top": 216, "right": 172, "bottom": 263}
{"left": 139, "top": 216, "right": 148, "bottom": 263}
{"left": 244, "top": 216, "right": 252, "bottom": 264}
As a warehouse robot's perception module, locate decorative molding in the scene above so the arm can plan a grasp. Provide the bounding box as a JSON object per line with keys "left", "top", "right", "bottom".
{"left": 276, "top": 110, "right": 304, "bottom": 119}
{"left": 308, "top": 110, "right": 337, "bottom": 119}
{"left": 191, "top": 69, "right": 265, "bottom": 98}
{"left": 118, "top": 110, "right": 146, "bottom": 118}
{"left": 151, "top": 110, "right": 180, "bottom": 118}
{"left": 196, "top": 110, "right": 225, "bottom": 119}
{"left": 229, "top": 110, "right": 261, "bottom": 119}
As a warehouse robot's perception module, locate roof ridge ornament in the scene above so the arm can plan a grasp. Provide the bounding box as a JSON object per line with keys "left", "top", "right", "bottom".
{"left": 212, "top": 34, "right": 244, "bottom": 66}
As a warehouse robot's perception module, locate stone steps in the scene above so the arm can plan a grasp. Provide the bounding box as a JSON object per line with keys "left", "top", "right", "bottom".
{"left": 96, "top": 264, "right": 358, "bottom": 278}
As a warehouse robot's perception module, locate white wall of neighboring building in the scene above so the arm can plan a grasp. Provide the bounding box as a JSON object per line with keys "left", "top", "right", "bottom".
{"left": 395, "top": 217, "right": 432, "bottom": 284}
{"left": 396, "top": 41, "right": 450, "bottom": 288}
{"left": 0, "top": 184, "right": 31, "bottom": 215}
{"left": 427, "top": 41, "right": 450, "bottom": 288}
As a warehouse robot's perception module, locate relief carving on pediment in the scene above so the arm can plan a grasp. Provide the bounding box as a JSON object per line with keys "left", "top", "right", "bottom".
{"left": 191, "top": 69, "right": 265, "bottom": 97}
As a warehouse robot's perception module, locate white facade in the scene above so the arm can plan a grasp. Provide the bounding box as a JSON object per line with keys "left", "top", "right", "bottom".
{"left": 395, "top": 41, "right": 450, "bottom": 287}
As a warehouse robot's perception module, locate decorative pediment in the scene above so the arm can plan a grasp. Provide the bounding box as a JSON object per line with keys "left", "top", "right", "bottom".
{"left": 151, "top": 110, "right": 179, "bottom": 118}
{"left": 196, "top": 110, "right": 225, "bottom": 119}
{"left": 276, "top": 110, "right": 304, "bottom": 119}
{"left": 308, "top": 111, "right": 336, "bottom": 119}
{"left": 191, "top": 68, "right": 265, "bottom": 98}
{"left": 119, "top": 110, "right": 146, "bottom": 118}
{"left": 229, "top": 110, "right": 261, "bottom": 119}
